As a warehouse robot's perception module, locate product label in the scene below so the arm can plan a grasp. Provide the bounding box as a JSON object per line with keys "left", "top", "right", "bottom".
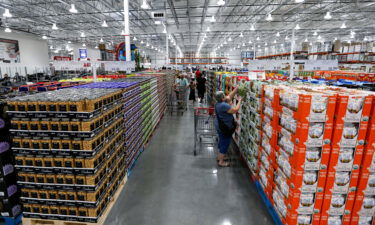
{"left": 328, "top": 206, "right": 345, "bottom": 216}
{"left": 336, "top": 161, "right": 354, "bottom": 172}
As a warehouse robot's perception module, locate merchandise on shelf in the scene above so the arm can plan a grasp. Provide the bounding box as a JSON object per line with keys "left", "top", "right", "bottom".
{"left": 7, "top": 73, "right": 167, "bottom": 223}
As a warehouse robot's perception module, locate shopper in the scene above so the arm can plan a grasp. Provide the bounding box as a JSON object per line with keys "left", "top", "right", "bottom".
{"left": 196, "top": 74, "right": 206, "bottom": 103}
{"left": 195, "top": 68, "right": 202, "bottom": 79}
{"left": 189, "top": 78, "right": 197, "bottom": 103}
{"left": 214, "top": 88, "right": 242, "bottom": 167}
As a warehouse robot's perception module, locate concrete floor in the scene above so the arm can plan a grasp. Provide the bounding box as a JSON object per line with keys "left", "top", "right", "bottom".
{"left": 105, "top": 106, "right": 273, "bottom": 225}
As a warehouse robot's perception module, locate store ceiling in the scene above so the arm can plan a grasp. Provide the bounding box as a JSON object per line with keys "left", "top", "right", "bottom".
{"left": 0, "top": 0, "right": 374, "bottom": 54}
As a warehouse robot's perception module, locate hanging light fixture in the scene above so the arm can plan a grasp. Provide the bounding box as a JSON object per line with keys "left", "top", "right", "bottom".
{"left": 162, "top": 27, "right": 167, "bottom": 33}
{"left": 224, "top": 41, "right": 227, "bottom": 45}
{"left": 3, "top": 9, "right": 12, "bottom": 18}
{"left": 210, "top": 16, "right": 216, "bottom": 23}
{"left": 69, "top": 4, "right": 78, "bottom": 13}
{"left": 256, "top": 36, "right": 260, "bottom": 41}
{"left": 304, "top": 38, "right": 308, "bottom": 42}
{"left": 121, "top": 30, "right": 126, "bottom": 35}
{"left": 82, "top": 43, "right": 86, "bottom": 47}
{"left": 141, "top": 40, "right": 144, "bottom": 44}
{"left": 42, "top": 35, "right": 48, "bottom": 40}
{"left": 80, "top": 32, "right": 85, "bottom": 38}
{"left": 141, "top": 0, "right": 150, "bottom": 9}
{"left": 102, "top": 20, "right": 108, "bottom": 27}
{"left": 206, "top": 27, "right": 211, "bottom": 32}
{"left": 274, "top": 40, "right": 277, "bottom": 43}
{"left": 340, "top": 22, "right": 347, "bottom": 29}
{"left": 50, "top": 46, "right": 54, "bottom": 50}
{"left": 285, "top": 36, "right": 289, "bottom": 40}
{"left": 242, "top": 43, "right": 246, "bottom": 46}
{"left": 4, "top": 27, "right": 11, "bottom": 33}
{"left": 266, "top": 14, "right": 273, "bottom": 21}
{"left": 317, "top": 35, "right": 322, "bottom": 40}
{"left": 248, "top": 40, "right": 252, "bottom": 44}
{"left": 313, "top": 31, "right": 318, "bottom": 36}
{"left": 217, "top": 0, "right": 225, "bottom": 6}
{"left": 276, "top": 32, "right": 280, "bottom": 37}
{"left": 228, "top": 37, "right": 232, "bottom": 41}
{"left": 295, "top": 24, "right": 300, "bottom": 30}
{"left": 146, "top": 42, "right": 150, "bottom": 47}
{"left": 250, "top": 24, "right": 255, "bottom": 31}
{"left": 295, "top": 0, "right": 304, "bottom": 2}
{"left": 100, "top": 38, "right": 104, "bottom": 43}
{"left": 265, "top": 42, "right": 268, "bottom": 46}
{"left": 133, "top": 36, "right": 137, "bottom": 41}
{"left": 239, "top": 33, "right": 244, "bottom": 38}
{"left": 364, "top": 37, "right": 368, "bottom": 41}
{"left": 350, "top": 31, "right": 355, "bottom": 39}
{"left": 95, "top": 46, "right": 98, "bottom": 49}
{"left": 52, "top": 23, "right": 58, "bottom": 30}
{"left": 324, "top": 12, "right": 332, "bottom": 20}
{"left": 68, "top": 41, "right": 71, "bottom": 44}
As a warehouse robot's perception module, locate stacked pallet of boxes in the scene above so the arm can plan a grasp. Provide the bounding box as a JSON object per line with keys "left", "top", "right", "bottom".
{"left": 244, "top": 84, "right": 375, "bottom": 225}
{"left": 237, "top": 81, "right": 264, "bottom": 173}
{"left": 8, "top": 87, "right": 129, "bottom": 223}
{"left": 0, "top": 98, "right": 21, "bottom": 219}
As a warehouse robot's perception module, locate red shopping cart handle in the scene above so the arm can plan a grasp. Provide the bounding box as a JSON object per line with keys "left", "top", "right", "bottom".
{"left": 194, "top": 107, "right": 215, "bottom": 116}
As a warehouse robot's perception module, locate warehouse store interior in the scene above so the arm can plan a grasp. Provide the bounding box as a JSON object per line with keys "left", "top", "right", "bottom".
{"left": 0, "top": 0, "right": 374, "bottom": 225}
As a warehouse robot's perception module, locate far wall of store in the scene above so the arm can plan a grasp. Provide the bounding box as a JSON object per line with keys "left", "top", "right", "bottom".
{"left": 71, "top": 44, "right": 101, "bottom": 61}
{"left": 0, "top": 31, "right": 49, "bottom": 77}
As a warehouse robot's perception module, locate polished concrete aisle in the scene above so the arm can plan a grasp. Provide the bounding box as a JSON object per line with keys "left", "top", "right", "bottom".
{"left": 105, "top": 108, "right": 273, "bottom": 225}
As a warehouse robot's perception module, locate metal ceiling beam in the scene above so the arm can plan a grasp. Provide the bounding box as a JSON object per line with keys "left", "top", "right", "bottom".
{"left": 166, "top": 0, "right": 179, "bottom": 29}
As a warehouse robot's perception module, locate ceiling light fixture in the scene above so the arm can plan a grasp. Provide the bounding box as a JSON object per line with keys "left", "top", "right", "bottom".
{"left": 121, "top": 30, "right": 126, "bottom": 35}
{"left": 80, "top": 32, "right": 85, "bottom": 38}
{"left": 228, "top": 37, "right": 232, "bottom": 41}
{"left": 133, "top": 36, "right": 137, "bottom": 41}
{"left": 266, "top": 14, "right": 273, "bottom": 21}
{"left": 210, "top": 16, "right": 216, "bottom": 23}
{"left": 82, "top": 43, "right": 86, "bottom": 47}
{"left": 162, "top": 27, "right": 167, "bottom": 33}
{"left": 324, "top": 12, "right": 332, "bottom": 20}
{"left": 100, "top": 38, "right": 104, "bottom": 43}
{"left": 4, "top": 27, "right": 11, "bottom": 33}
{"left": 141, "top": 40, "right": 144, "bottom": 44}
{"left": 274, "top": 40, "right": 277, "bottom": 43}
{"left": 340, "top": 22, "right": 347, "bottom": 29}
{"left": 313, "top": 31, "right": 318, "bottom": 36}
{"left": 141, "top": 0, "right": 150, "bottom": 9}
{"left": 295, "top": 0, "right": 305, "bottom": 2}
{"left": 3, "top": 9, "right": 12, "bottom": 18}
{"left": 68, "top": 41, "right": 71, "bottom": 44}
{"left": 250, "top": 24, "right": 255, "bottom": 31}
{"left": 276, "top": 32, "right": 280, "bottom": 37}
{"left": 256, "top": 36, "right": 260, "bottom": 41}
{"left": 239, "top": 33, "right": 244, "bottom": 38}
{"left": 52, "top": 23, "right": 58, "bottom": 30}
{"left": 154, "top": 21, "right": 162, "bottom": 25}
{"left": 42, "top": 35, "right": 47, "bottom": 39}
{"left": 95, "top": 46, "right": 98, "bottom": 49}
{"left": 102, "top": 20, "right": 108, "bottom": 27}
{"left": 295, "top": 24, "right": 300, "bottom": 30}
{"left": 248, "top": 40, "right": 252, "bottom": 44}
{"left": 364, "top": 37, "right": 368, "bottom": 41}
{"left": 206, "top": 27, "right": 211, "bottom": 32}
{"left": 317, "top": 35, "right": 322, "bottom": 40}
{"left": 69, "top": 4, "right": 78, "bottom": 13}
{"left": 217, "top": 0, "right": 225, "bottom": 6}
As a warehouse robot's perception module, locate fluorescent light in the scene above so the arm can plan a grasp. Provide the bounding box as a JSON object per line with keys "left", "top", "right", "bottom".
{"left": 248, "top": 40, "right": 252, "bottom": 44}
{"left": 239, "top": 33, "right": 243, "bottom": 38}
{"left": 242, "top": 43, "right": 245, "bottom": 46}
{"left": 121, "top": 30, "right": 125, "bottom": 35}
{"left": 82, "top": 43, "right": 86, "bottom": 47}
{"left": 324, "top": 12, "right": 332, "bottom": 20}
{"left": 95, "top": 46, "right": 98, "bottom": 49}
{"left": 340, "top": 22, "right": 347, "bottom": 29}
{"left": 250, "top": 24, "right": 255, "bottom": 31}
{"left": 4, "top": 27, "right": 11, "bottom": 33}
{"left": 295, "top": 0, "right": 304, "bottom": 2}
{"left": 162, "top": 27, "right": 167, "bottom": 33}
{"left": 274, "top": 40, "right": 277, "bottom": 43}
{"left": 210, "top": 16, "right": 216, "bottom": 23}
{"left": 285, "top": 36, "right": 289, "bottom": 40}
{"left": 42, "top": 35, "right": 48, "bottom": 39}
{"left": 217, "top": 0, "right": 225, "bottom": 6}
{"left": 276, "top": 32, "right": 280, "bottom": 37}
{"left": 228, "top": 37, "right": 232, "bottom": 41}
{"left": 3, "top": 9, "right": 12, "bottom": 18}
{"left": 100, "top": 38, "right": 104, "bottom": 43}
{"left": 154, "top": 21, "right": 162, "bottom": 25}
{"left": 102, "top": 20, "right": 108, "bottom": 27}
{"left": 141, "top": 40, "right": 144, "bottom": 44}
{"left": 265, "top": 42, "right": 268, "bottom": 46}
{"left": 141, "top": 0, "right": 150, "bottom": 9}
{"left": 256, "top": 36, "right": 260, "bottom": 41}
{"left": 364, "top": 37, "right": 368, "bottom": 41}
{"left": 133, "top": 36, "right": 137, "bottom": 41}
{"left": 313, "top": 31, "right": 318, "bottom": 36}
{"left": 304, "top": 38, "right": 308, "bottom": 42}
{"left": 206, "top": 27, "right": 211, "bottom": 32}
{"left": 295, "top": 24, "right": 300, "bottom": 30}
{"left": 80, "top": 32, "right": 85, "bottom": 38}
{"left": 68, "top": 41, "right": 71, "bottom": 44}
{"left": 69, "top": 4, "right": 78, "bottom": 13}
{"left": 50, "top": 46, "right": 53, "bottom": 50}
{"left": 317, "top": 35, "right": 322, "bottom": 40}
{"left": 52, "top": 23, "right": 58, "bottom": 30}
{"left": 266, "top": 14, "right": 273, "bottom": 21}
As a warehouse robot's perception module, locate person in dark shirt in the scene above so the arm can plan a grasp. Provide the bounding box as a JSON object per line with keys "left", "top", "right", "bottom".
{"left": 196, "top": 74, "right": 206, "bottom": 103}
{"left": 214, "top": 88, "right": 242, "bottom": 167}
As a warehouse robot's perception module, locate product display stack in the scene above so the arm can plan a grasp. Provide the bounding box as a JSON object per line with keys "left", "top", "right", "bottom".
{"left": 320, "top": 88, "right": 374, "bottom": 225}
{"left": 237, "top": 80, "right": 264, "bottom": 174}
{"left": 0, "top": 100, "right": 22, "bottom": 219}
{"left": 8, "top": 88, "right": 128, "bottom": 223}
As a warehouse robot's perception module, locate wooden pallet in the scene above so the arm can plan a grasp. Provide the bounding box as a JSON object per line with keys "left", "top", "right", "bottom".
{"left": 22, "top": 176, "right": 127, "bottom": 225}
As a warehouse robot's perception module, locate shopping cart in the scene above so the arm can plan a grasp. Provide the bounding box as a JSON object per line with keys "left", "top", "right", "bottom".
{"left": 194, "top": 107, "right": 218, "bottom": 156}
{"left": 168, "top": 85, "right": 188, "bottom": 115}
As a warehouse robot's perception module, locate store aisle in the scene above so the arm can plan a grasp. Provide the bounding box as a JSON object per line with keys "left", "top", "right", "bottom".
{"left": 105, "top": 108, "right": 273, "bottom": 225}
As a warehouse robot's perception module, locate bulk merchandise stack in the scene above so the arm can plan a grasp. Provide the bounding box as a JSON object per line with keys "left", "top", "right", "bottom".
{"left": 0, "top": 99, "right": 22, "bottom": 219}
{"left": 6, "top": 76, "right": 167, "bottom": 224}
{"left": 237, "top": 83, "right": 375, "bottom": 225}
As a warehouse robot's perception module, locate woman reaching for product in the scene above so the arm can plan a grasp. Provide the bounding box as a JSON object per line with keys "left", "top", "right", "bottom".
{"left": 214, "top": 87, "right": 242, "bottom": 167}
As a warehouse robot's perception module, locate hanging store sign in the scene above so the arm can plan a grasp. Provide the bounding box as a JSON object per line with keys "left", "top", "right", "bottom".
{"left": 79, "top": 48, "right": 88, "bottom": 59}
